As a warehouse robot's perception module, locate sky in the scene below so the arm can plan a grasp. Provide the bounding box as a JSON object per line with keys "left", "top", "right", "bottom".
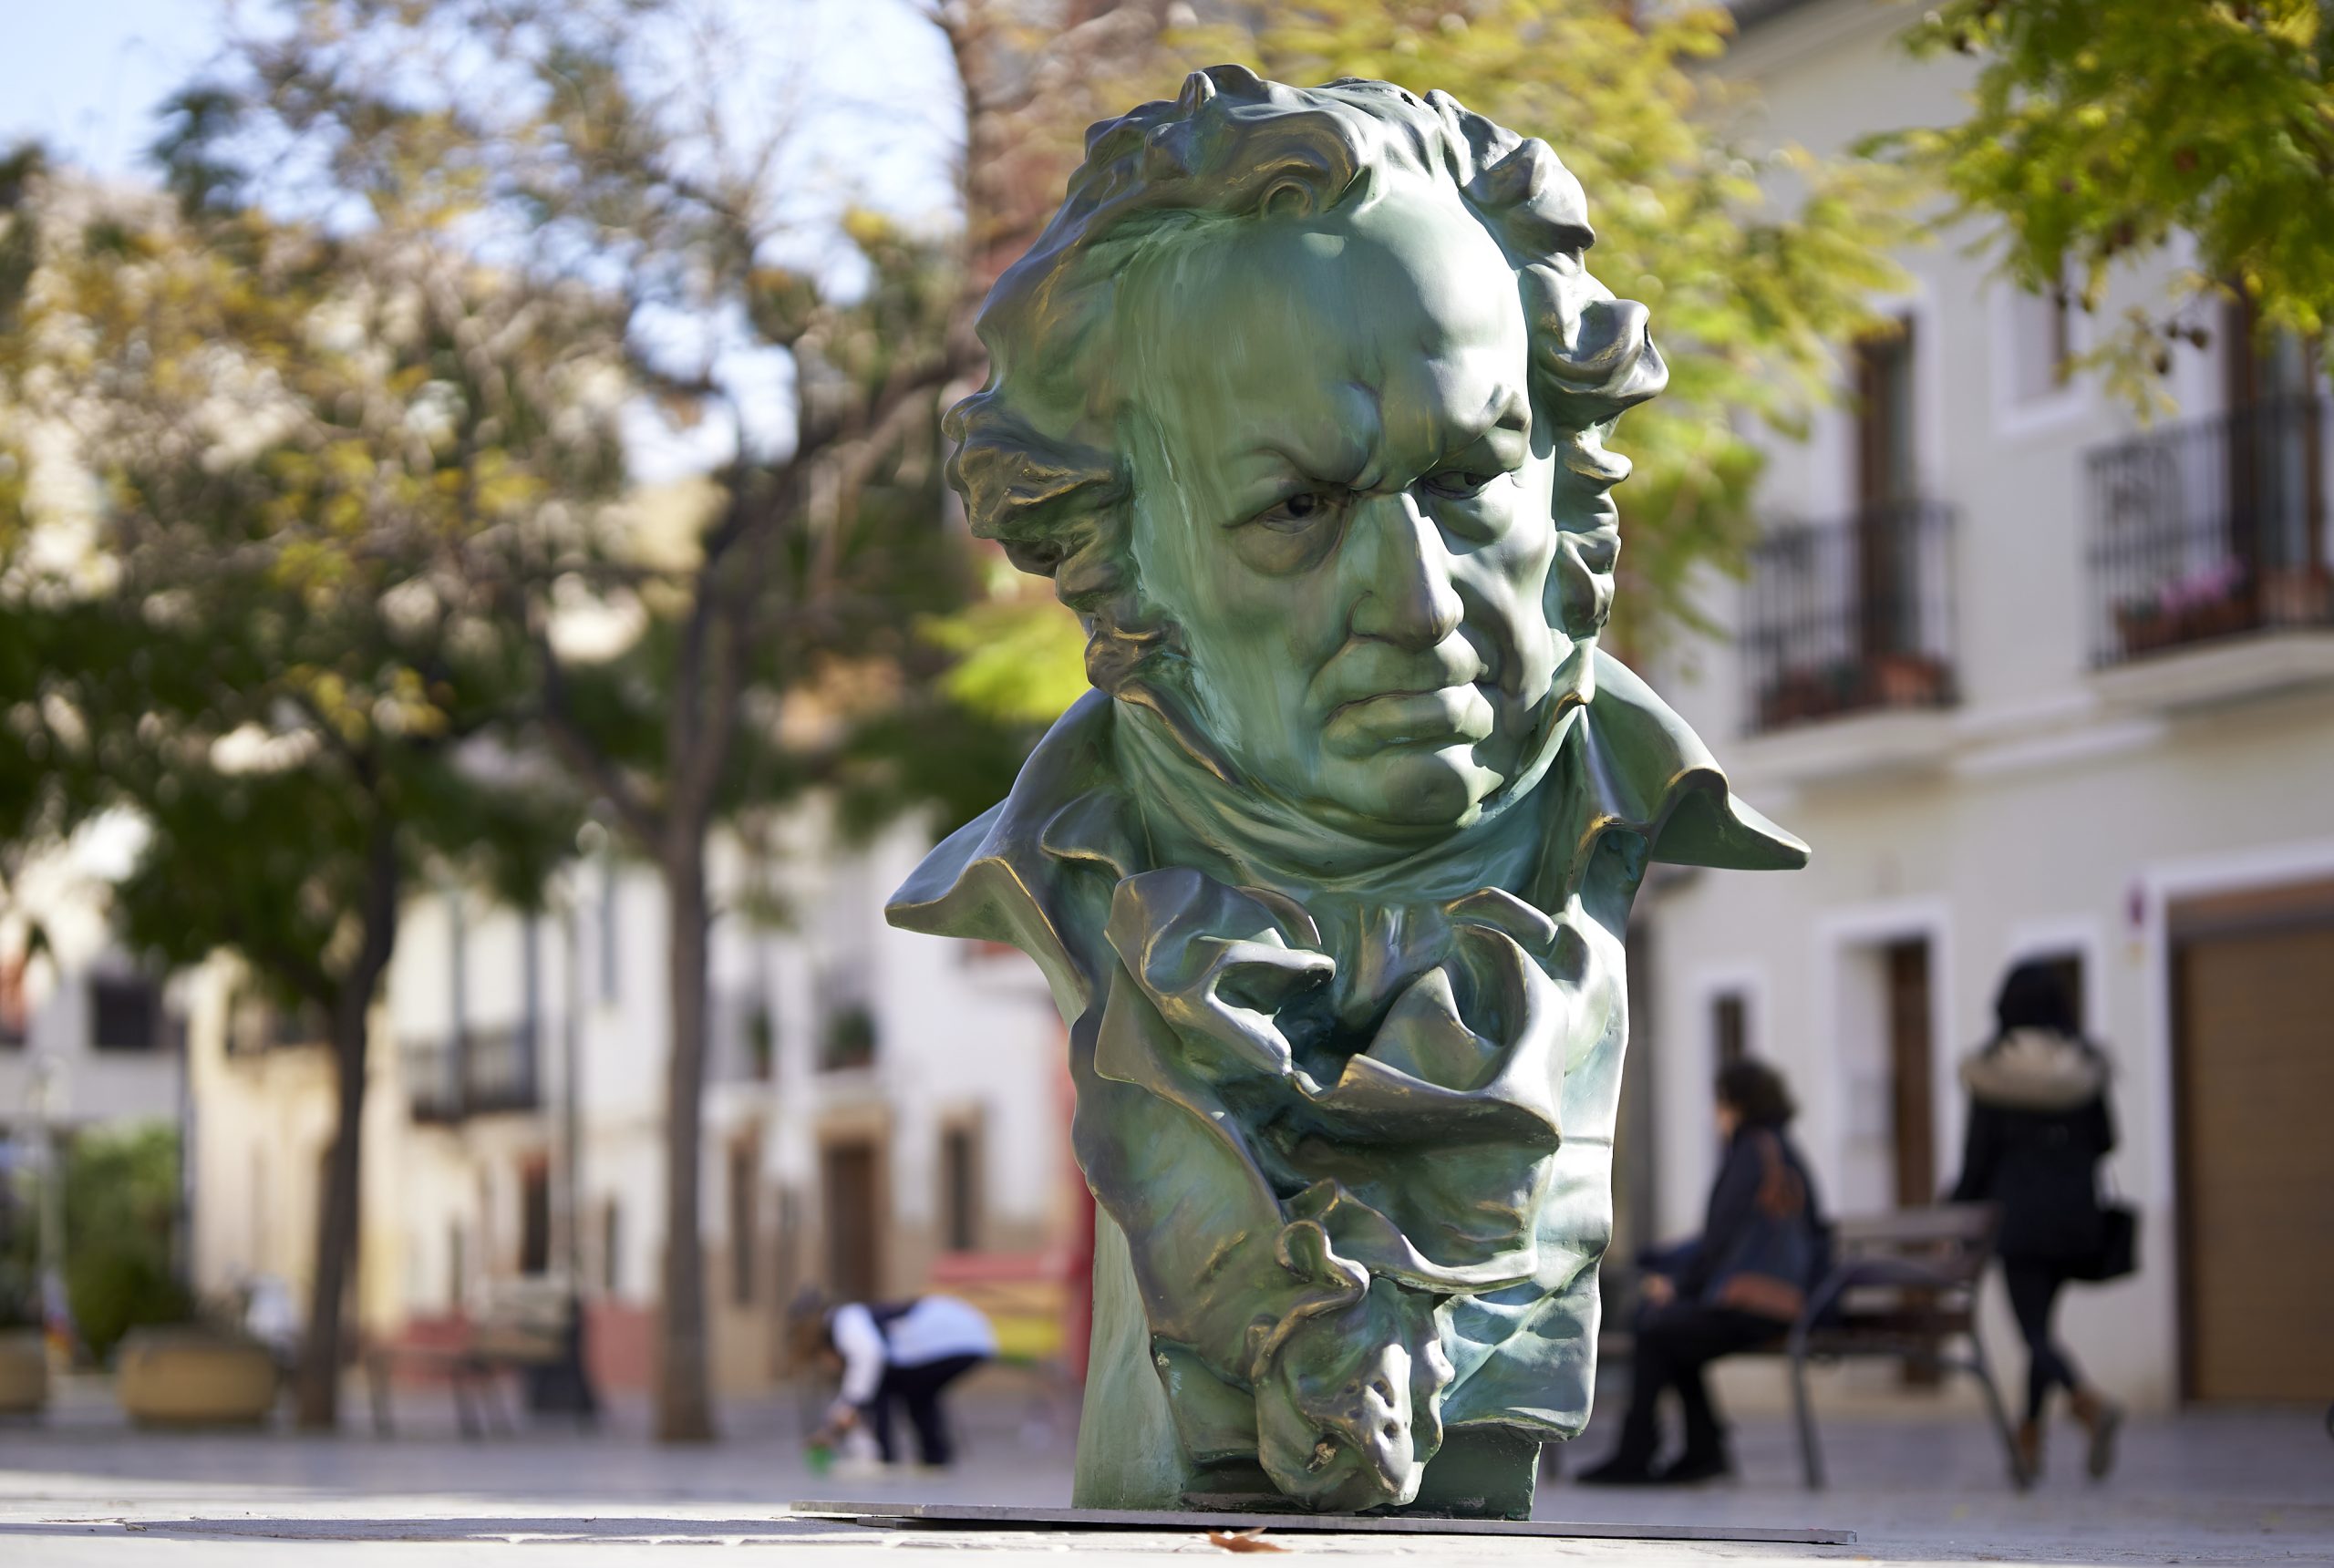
{"left": 1, "top": 2, "right": 969, "bottom": 483}
{"left": 0, "top": 1, "right": 965, "bottom": 204}
{"left": 0, "top": 2, "right": 223, "bottom": 175}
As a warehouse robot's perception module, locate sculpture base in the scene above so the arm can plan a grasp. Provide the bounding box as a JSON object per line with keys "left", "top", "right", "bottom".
{"left": 788, "top": 1501, "right": 1854, "bottom": 1546}
{"left": 1180, "top": 1428, "right": 1542, "bottom": 1520}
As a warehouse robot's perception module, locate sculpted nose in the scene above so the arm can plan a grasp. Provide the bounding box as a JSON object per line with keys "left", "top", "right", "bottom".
{"left": 1348, "top": 491, "right": 1464, "bottom": 651}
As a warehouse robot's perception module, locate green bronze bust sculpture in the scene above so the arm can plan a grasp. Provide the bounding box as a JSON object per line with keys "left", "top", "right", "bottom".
{"left": 889, "top": 66, "right": 1805, "bottom": 1517}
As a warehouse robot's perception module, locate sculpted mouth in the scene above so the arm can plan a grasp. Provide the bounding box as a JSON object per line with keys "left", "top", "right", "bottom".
{"left": 1322, "top": 682, "right": 1497, "bottom": 752}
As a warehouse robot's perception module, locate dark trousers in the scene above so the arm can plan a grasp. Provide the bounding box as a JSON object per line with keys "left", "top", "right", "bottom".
{"left": 2002, "top": 1259, "right": 2081, "bottom": 1421}
{"left": 864, "top": 1354, "right": 985, "bottom": 1465}
{"left": 1612, "top": 1303, "right": 1781, "bottom": 1466}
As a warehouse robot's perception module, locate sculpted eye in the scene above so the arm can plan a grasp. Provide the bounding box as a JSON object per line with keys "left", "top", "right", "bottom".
{"left": 1418, "top": 469, "right": 1503, "bottom": 501}
{"left": 1252, "top": 489, "right": 1341, "bottom": 533}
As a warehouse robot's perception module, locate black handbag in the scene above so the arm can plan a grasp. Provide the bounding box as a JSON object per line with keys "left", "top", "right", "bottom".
{"left": 2073, "top": 1200, "right": 2139, "bottom": 1283}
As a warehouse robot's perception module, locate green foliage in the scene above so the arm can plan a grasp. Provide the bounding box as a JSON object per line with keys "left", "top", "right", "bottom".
{"left": 1178, "top": 2, "right": 1914, "bottom": 643}
{"left": 0, "top": 1179, "right": 36, "bottom": 1331}
{"left": 924, "top": 598, "right": 1094, "bottom": 729}
{"left": 58, "top": 1124, "right": 192, "bottom": 1364}
{"left": 0, "top": 165, "right": 608, "bottom": 1000}
{"left": 1885, "top": 0, "right": 2334, "bottom": 409}
{"left": 0, "top": 149, "right": 615, "bottom": 1419}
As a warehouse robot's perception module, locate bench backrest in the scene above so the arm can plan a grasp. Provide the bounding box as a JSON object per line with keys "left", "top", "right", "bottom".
{"left": 1832, "top": 1202, "right": 1999, "bottom": 1286}
{"left": 1819, "top": 1203, "right": 2001, "bottom": 1336}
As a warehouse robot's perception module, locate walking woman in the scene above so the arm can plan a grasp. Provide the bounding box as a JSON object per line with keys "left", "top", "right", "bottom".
{"left": 1579, "top": 1058, "right": 1827, "bottom": 1484}
{"left": 1950, "top": 961, "right": 2124, "bottom": 1480}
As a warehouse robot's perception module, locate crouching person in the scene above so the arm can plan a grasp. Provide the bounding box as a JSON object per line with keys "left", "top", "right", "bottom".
{"left": 1579, "top": 1059, "right": 1827, "bottom": 1485}
{"left": 811, "top": 1294, "right": 997, "bottom": 1470}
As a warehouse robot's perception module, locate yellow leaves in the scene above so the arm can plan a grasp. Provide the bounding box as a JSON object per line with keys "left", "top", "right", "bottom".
{"left": 924, "top": 596, "right": 1091, "bottom": 726}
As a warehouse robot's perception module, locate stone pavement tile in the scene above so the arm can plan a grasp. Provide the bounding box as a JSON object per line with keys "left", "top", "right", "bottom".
{"left": 0, "top": 1397, "right": 2327, "bottom": 1567}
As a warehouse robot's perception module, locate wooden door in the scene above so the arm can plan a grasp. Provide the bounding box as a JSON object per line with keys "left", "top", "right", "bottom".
{"left": 2174, "top": 897, "right": 2334, "bottom": 1402}
{"left": 1886, "top": 940, "right": 1936, "bottom": 1208}
{"left": 1885, "top": 938, "right": 1940, "bottom": 1386}
{"left": 821, "top": 1140, "right": 883, "bottom": 1304}
{"left": 1854, "top": 318, "right": 1918, "bottom": 660}
{"left": 2224, "top": 293, "right": 2323, "bottom": 583}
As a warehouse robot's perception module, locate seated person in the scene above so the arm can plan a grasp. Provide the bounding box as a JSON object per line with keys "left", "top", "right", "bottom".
{"left": 1578, "top": 1058, "right": 1827, "bottom": 1485}
{"left": 808, "top": 1293, "right": 997, "bottom": 1469}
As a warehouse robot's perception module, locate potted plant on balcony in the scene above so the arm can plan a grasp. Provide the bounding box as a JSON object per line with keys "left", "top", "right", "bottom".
{"left": 2258, "top": 563, "right": 2334, "bottom": 627}
{"left": 820, "top": 1003, "right": 878, "bottom": 1072}
{"left": 2116, "top": 561, "right": 2255, "bottom": 657}
{"left": 1868, "top": 650, "right": 1952, "bottom": 708}
{"left": 1759, "top": 656, "right": 1870, "bottom": 729}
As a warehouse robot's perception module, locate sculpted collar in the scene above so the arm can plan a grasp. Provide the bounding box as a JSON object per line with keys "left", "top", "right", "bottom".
{"left": 889, "top": 647, "right": 1807, "bottom": 1021}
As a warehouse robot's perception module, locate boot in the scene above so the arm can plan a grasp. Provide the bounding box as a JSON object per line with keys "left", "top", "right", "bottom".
{"left": 2069, "top": 1387, "right": 2122, "bottom": 1480}
{"left": 1575, "top": 1449, "right": 1661, "bottom": 1486}
{"left": 1655, "top": 1442, "right": 1734, "bottom": 1485}
{"left": 2013, "top": 1418, "right": 2043, "bottom": 1482}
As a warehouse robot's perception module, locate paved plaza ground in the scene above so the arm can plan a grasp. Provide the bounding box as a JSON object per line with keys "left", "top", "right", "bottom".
{"left": 0, "top": 1373, "right": 2327, "bottom": 1566}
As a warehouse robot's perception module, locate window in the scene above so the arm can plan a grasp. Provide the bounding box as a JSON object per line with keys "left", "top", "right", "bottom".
{"left": 600, "top": 1199, "right": 623, "bottom": 1296}
{"left": 941, "top": 1121, "right": 981, "bottom": 1253}
{"left": 820, "top": 1002, "right": 878, "bottom": 1071}
{"left": 2007, "top": 278, "right": 2075, "bottom": 406}
{"left": 1711, "top": 991, "right": 1750, "bottom": 1068}
{"left": 728, "top": 1136, "right": 760, "bottom": 1306}
{"left": 1853, "top": 316, "right": 1918, "bottom": 507}
{"left": 90, "top": 975, "right": 160, "bottom": 1051}
{"left": 597, "top": 857, "right": 620, "bottom": 1004}
{"left": 0, "top": 955, "right": 27, "bottom": 1048}
{"left": 518, "top": 1159, "right": 551, "bottom": 1276}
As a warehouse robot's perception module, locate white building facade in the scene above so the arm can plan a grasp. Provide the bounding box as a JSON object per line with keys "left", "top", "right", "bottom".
{"left": 1627, "top": 0, "right": 2334, "bottom": 1415}
{"left": 2, "top": 839, "right": 187, "bottom": 1255}
{"left": 188, "top": 809, "right": 1076, "bottom": 1396}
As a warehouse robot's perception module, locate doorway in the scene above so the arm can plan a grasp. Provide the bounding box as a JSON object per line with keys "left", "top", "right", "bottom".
{"left": 2171, "top": 879, "right": 2334, "bottom": 1403}
{"left": 1837, "top": 933, "right": 1939, "bottom": 1216}
{"left": 821, "top": 1138, "right": 885, "bottom": 1304}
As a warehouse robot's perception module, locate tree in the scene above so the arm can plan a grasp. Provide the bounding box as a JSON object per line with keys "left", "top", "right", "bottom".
{"left": 1179, "top": 2, "right": 1914, "bottom": 638}
{"left": 156, "top": 0, "right": 1173, "bottom": 1441}
{"left": 0, "top": 155, "right": 607, "bottom": 1426}
{"left": 1884, "top": 0, "right": 2334, "bottom": 407}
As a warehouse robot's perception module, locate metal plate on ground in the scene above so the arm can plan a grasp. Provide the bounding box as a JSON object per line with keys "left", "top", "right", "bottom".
{"left": 787, "top": 1500, "right": 1854, "bottom": 1545}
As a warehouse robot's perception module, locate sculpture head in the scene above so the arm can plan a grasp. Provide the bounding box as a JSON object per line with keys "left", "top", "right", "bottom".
{"left": 947, "top": 67, "right": 1665, "bottom": 836}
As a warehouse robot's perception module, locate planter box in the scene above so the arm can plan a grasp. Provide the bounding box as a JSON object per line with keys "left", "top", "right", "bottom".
{"left": 0, "top": 1330, "right": 47, "bottom": 1415}
{"left": 116, "top": 1329, "right": 279, "bottom": 1428}
{"left": 2259, "top": 565, "right": 2334, "bottom": 626}
{"left": 1868, "top": 652, "right": 1952, "bottom": 708}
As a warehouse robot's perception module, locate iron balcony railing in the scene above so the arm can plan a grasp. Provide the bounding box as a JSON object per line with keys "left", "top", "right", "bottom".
{"left": 2087, "top": 397, "right": 2332, "bottom": 666}
{"left": 404, "top": 1023, "right": 540, "bottom": 1123}
{"left": 1740, "top": 499, "right": 1959, "bottom": 734}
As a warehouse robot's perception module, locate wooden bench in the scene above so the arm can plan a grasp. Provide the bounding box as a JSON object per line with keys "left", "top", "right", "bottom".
{"left": 1753, "top": 1202, "right": 2029, "bottom": 1491}
{"left": 366, "top": 1284, "right": 594, "bottom": 1439}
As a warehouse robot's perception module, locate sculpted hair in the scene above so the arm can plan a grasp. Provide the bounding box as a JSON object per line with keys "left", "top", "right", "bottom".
{"left": 944, "top": 65, "right": 1668, "bottom": 698}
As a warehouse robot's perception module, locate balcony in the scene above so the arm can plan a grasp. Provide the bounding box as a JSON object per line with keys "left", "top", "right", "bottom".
{"left": 2088, "top": 398, "right": 2332, "bottom": 668}
{"left": 404, "top": 1023, "right": 541, "bottom": 1124}
{"left": 1740, "top": 500, "right": 1959, "bottom": 734}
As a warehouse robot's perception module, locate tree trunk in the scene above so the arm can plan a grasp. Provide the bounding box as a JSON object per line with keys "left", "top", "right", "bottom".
{"left": 294, "top": 817, "right": 399, "bottom": 1431}
{"left": 655, "top": 824, "right": 715, "bottom": 1441}
{"left": 295, "top": 984, "right": 369, "bottom": 1429}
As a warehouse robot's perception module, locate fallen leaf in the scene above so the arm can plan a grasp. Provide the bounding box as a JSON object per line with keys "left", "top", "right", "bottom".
{"left": 1206, "top": 1527, "right": 1289, "bottom": 1553}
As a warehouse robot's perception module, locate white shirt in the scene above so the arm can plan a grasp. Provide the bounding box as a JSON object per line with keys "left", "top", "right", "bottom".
{"left": 831, "top": 1295, "right": 997, "bottom": 1405}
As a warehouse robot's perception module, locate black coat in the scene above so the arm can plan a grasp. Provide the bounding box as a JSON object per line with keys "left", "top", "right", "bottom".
{"left": 1668, "top": 1125, "right": 1830, "bottom": 1320}
{"left": 1949, "top": 1088, "right": 2115, "bottom": 1263}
